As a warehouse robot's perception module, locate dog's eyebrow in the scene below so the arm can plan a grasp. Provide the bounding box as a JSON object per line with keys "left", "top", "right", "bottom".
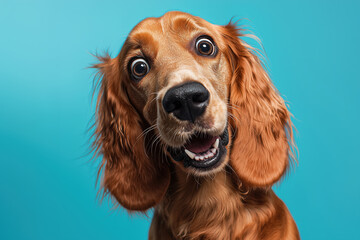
{"left": 127, "top": 32, "right": 159, "bottom": 59}
{"left": 167, "top": 16, "right": 204, "bottom": 36}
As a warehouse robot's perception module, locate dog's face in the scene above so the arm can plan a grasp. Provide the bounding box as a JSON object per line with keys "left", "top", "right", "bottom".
{"left": 122, "top": 12, "right": 231, "bottom": 175}
{"left": 93, "top": 11, "right": 293, "bottom": 210}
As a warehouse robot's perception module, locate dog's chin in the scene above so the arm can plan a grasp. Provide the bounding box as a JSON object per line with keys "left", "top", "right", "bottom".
{"left": 167, "top": 128, "right": 229, "bottom": 175}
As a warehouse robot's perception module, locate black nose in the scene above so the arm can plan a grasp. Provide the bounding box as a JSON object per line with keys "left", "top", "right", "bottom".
{"left": 162, "top": 82, "right": 210, "bottom": 122}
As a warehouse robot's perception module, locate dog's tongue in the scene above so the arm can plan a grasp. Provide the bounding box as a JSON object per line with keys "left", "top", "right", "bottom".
{"left": 184, "top": 135, "right": 217, "bottom": 153}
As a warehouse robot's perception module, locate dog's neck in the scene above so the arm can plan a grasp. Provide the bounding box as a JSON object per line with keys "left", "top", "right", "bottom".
{"left": 157, "top": 165, "right": 279, "bottom": 239}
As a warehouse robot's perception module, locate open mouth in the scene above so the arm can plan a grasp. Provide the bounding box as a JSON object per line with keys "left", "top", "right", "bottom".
{"left": 167, "top": 128, "right": 229, "bottom": 171}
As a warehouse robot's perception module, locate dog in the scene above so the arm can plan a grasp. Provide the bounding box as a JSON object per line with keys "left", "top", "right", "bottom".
{"left": 92, "top": 11, "right": 300, "bottom": 240}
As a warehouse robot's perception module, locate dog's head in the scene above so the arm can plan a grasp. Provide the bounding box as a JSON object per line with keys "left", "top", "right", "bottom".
{"left": 92, "top": 11, "right": 294, "bottom": 211}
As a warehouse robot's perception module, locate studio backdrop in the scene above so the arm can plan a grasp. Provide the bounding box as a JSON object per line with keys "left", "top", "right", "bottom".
{"left": 0, "top": 0, "right": 359, "bottom": 239}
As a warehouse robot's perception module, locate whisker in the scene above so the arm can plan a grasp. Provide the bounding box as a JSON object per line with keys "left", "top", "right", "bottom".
{"left": 136, "top": 124, "right": 157, "bottom": 142}
{"left": 150, "top": 133, "right": 162, "bottom": 156}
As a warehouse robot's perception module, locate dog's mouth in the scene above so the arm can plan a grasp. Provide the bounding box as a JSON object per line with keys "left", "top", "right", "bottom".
{"left": 167, "top": 128, "right": 229, "bottom": 171}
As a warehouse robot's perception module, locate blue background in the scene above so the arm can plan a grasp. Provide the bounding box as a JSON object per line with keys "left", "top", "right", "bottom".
{"left": 1, "top": 0, "right": 359, "bottom": 239}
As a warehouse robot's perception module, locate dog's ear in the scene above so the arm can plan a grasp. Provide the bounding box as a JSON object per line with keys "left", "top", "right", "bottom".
{"left": 92, "top": 54, "right": 170, "bottom": 211}
{"left": 221, "top": 23, "right": 294, "bottom": 187}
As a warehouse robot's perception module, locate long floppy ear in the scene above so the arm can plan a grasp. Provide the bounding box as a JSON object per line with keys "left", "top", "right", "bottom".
{"left": 92, "top": 54, "right": 170, "bottom": 211}
{"left": 221, "top": 24, "right": 294, "bottom": 187}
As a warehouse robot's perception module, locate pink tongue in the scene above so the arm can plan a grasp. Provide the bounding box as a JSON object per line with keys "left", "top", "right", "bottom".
{"left": 184, "top": 135, "right": 217, "bottom": 153}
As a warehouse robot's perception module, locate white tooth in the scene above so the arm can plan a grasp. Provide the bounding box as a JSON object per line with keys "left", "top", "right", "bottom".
{"left": 213, "top": 138, "right": 219, "bottom": 149}
{"left": 200, "top": 156, "right": 204, "bottom": 160}
{"left": 185, "top": 149, "right": 196, "bottom": 159}
{"left": 195, "top": 156, "right": 200, "bottom": 161}
{"left": 211, "top": 148, "right": 216, "bottom": 153}
{"left": 208, "top": 152, "right": 214, "bottom": 158}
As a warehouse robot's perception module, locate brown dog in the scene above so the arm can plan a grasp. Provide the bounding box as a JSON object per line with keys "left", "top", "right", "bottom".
{"left": 92, "top": 11, "right": 299, "bottom": 240}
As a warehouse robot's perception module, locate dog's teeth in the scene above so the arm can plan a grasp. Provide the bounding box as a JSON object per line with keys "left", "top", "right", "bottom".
{"left": 213, "top": 138, "right": 219, "bottom": 149}
{"left": 185, "top": 149, "right": 196, "bottom": 159}
{"left": 186, "top": 145, "right": 218, "bottom": 161}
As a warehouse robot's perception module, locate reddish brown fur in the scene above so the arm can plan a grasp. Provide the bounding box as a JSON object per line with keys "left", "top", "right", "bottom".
{"left": 92, "top": 11, "right": 299, "bottom": 239}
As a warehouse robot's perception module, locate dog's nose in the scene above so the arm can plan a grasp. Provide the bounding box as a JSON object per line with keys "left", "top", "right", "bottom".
{"left": 162, "top": 82, "right": 210, "bottom": 122}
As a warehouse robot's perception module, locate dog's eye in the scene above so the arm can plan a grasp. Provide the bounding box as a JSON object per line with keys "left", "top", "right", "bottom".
{"left": 195, "top": 37, "right": 215, "bottom": 56}
{"left": 130, "top": 58, "right": 149, "bottom": 81}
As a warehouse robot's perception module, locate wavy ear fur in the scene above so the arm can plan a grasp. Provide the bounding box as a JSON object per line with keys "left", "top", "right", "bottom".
{"left": 221, "top": 23, "right": 294, "bottom": 187}
{"left": 92, "top": 54, "right": 170, "bottom": 211}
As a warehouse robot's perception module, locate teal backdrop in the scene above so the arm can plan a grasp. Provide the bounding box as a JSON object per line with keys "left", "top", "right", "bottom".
{"left": 1, "top": 0, "right": 359, "bottom": 239}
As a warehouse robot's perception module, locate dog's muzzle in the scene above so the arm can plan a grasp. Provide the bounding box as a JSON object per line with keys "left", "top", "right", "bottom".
{"left": 162, "top": 81, "right": 229, "bottom": 171}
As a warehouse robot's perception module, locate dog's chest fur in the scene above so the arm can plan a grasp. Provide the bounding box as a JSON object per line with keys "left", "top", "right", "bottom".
{"left": 150, "top": 170, "right": 290, "bottom": 240}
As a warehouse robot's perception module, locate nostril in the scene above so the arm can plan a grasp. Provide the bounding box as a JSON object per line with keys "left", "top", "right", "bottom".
{"left": 166, "top": 100, "right": 182, "bottom": 113}
{"left": 192, "top": 92, "right": 209, "bottom": 103}
{"left": 162, "top": 90, "right": 183, "bottom": 113}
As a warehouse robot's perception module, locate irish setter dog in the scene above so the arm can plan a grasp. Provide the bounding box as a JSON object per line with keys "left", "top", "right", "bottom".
{"left": 92, "top": 11, "right": 300, "bottom": 240}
